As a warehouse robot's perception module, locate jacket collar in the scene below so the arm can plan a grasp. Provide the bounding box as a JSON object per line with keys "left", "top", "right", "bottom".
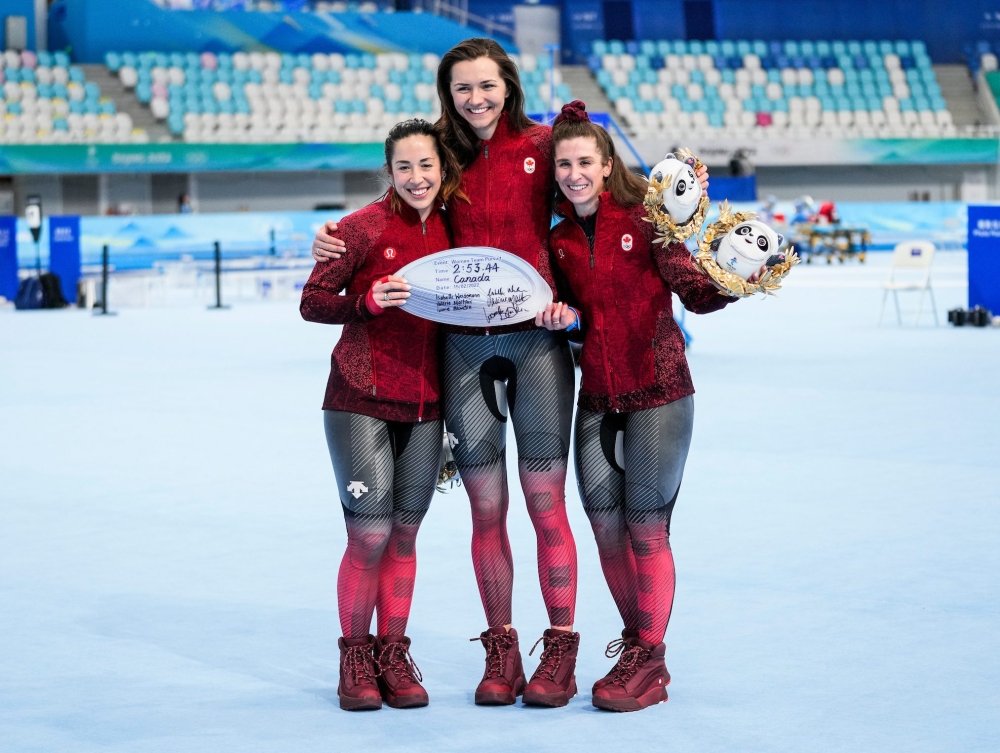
{"left": 387, "top": 187, "right": 443, "bottom": 226}
{"left": 480, "top": 109, "right": 511, "bottom": 147}
{"left": 557, "top": 191, "right": 617, "bottom": 223}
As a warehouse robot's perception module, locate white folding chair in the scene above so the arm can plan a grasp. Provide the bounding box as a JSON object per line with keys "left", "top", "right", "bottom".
{"left": 879, "top": 240, "right": 938, "bottom": 326}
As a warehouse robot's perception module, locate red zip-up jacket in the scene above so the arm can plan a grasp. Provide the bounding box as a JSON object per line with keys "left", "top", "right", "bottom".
{"left": 447, "top": 111, "right": 556, "bottom": 334}
{"left": 300, "top": 194, "right": 452, "bottom": 422}
{"left": 549, "top": 192, "right": 735, "bottom": 414}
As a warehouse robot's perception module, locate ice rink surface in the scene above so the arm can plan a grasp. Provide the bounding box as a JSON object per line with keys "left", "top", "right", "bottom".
{"left": 2, "top": 252, "right": 998, "bottom": 753}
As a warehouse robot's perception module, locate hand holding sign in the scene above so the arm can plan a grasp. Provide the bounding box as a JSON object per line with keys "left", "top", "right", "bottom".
{"left": 394, "top": 247, "right": 553, "bottom": 327}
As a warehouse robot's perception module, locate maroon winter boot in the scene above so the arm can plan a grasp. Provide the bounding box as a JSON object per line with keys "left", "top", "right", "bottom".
{"left": 338, "top": 635, "right": 382, "bottom": 711}
{"left": 471, "top": 626, "right": 526, "bottom": 705}
{"left": 375, "top": 635, "right": 429, "bottom": 709}
{"left": 591, "top": 637, "right": 670, "bottom": 712}
{"left": 522, "top": 629, "right": 579, "bottom": 707}
{"left": 592, "top": 628, "right": 640, "bottom": 693}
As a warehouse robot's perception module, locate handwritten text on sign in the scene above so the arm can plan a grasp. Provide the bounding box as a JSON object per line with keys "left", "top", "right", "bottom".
{"left": 395, "top": 247, "right": 553, "bottom": 327}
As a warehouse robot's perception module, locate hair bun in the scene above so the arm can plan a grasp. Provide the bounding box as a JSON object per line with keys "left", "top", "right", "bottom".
{"left": 553, "top": 100, "right": 590, "bottom": 126}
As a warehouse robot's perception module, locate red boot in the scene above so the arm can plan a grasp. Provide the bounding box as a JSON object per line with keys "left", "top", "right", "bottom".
{"left": 472, "top": 627, "right": 526, "bottom": 705}
{"left": 338, "top": 635, "right": 382, "bottom": 711}
{"left": 376, "top": 635, "right": 429, "bottom": 708}
{"left": 592, "top": 637, "right": 670, "bottom": 712}
{"left": 522, "top": 629, "right": 579, "bottom": 707}
{"left": 592, "top": 629, "right": 639, "bottom": 693}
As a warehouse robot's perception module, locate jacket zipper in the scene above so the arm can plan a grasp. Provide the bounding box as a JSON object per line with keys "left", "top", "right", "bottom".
{"left": 483, "top": 140, "right": 491, "bottom": 337}
{"left": 484, "top": 140, "right": 491, "bottom": 246}
{"left": 416, "top": 224, "right": 429, "bottom": 420}
{"left": 586, "top": 211, "right": 619, "bottom": 412}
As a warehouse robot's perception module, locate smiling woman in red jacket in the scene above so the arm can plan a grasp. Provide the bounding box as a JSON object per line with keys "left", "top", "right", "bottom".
{"left": 300, "top": 119, "right": 462, "bottom": 712}
{"left": 538, "top": 101, "right": 739, "bottom": 712}
{"left": 311, "top": 39, "right": 580, "bottom": 709}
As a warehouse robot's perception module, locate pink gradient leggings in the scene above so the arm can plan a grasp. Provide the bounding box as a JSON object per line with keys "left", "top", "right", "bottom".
{"left": 574, "top": 396, "right": 694, "bottom": 645}
{"left": 324, "top": 411, "right": 442, "bottom": 639}
{"left": 443, "top": 329, "right": 578, "bottom": 628}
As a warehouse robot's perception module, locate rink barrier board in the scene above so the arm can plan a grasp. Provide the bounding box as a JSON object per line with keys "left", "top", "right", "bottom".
{"left": 1, "top": 140, "right": 998, "bottom": 176}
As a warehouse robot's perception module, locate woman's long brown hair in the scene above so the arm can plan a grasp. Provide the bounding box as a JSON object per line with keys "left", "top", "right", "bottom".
{"left": 383, "top": 118, "right": 467, "bottom": 211}
{"left": 552, "top": 102, "right": 648, "bottom": 212}
{"left": 435, "top": 38, "right": 535, "bottom": 168}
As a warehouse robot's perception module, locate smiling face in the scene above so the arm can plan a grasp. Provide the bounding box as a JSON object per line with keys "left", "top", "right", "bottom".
{"left": 728, "top": 221, "right": 775, "bottom": 260}
{"left": 554, "top": 136, "right": 611, "bottom": 218}
{"left": 718, "top": 220, "right": 782, "bottom": 278}
{"left": 650, "top": 155, "right": 702, "bottom": 224}
{"left": 449, "top": 57, "right": 509, "bottom": 141}
{"left": 389, "top": 134, "right": 442, "bottom": 221}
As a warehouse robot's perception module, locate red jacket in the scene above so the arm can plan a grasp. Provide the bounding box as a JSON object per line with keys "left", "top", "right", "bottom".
{"left": 549, "top": 193, "right": 735, "bottom": 414}
{"left": 300, "top": 195, "right": 452, "bottom": 422}
{"left": 447, "top": 111, "right": 556, "bottom": 334}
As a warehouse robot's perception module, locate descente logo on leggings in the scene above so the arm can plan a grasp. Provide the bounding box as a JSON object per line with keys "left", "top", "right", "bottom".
{"left": 347, "top": 481, "right": 368, "bottom": 498}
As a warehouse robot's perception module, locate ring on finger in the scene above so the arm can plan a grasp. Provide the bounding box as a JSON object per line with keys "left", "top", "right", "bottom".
{"left": 384, "top": 292, "right": 389, "bottom": 301}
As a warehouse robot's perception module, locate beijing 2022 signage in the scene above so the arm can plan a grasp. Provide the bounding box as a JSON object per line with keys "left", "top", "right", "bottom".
{"left": 395, "top": 247, "right": 553, "bottom": 327}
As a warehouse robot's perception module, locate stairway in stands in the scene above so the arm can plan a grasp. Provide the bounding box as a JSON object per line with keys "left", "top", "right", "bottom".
{"left": 560, "top": 65, "right": 616, "bottom": 119}
{"left": 934, "top": 64, "right": 985, "bottom": 127}
{"left": 81, "top": 64, "right": 175, "bottom": 143}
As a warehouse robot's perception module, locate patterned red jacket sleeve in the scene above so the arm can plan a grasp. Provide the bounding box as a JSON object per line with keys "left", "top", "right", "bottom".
{"left": 634, "top": 207, "right": 735, "bottom": 315}
{"left": 299, "top": 212, "right": 382, "bottom": 325}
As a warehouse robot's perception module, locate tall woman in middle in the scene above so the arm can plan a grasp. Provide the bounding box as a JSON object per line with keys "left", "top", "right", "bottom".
{"left": 311, "top": 39, "right": 580, "bottom": 708}
{"left": 434, "top": 38, "right": 579, "bottom": 709}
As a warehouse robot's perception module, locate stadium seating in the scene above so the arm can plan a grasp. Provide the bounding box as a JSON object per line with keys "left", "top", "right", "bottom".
{"left": 965, "top": 41, "right": 1000, "bottom": 76}
{"left": 151, "top": 1, "right": 393, "bottom": 13}
{"left": 588, "top": 39, "right": 956, "bottom": 140}
{"left": 0, "top": 49, "right": 147, "bottom": 144}
{"left": 107, "top": 50, "right": 571, "bottom": 143}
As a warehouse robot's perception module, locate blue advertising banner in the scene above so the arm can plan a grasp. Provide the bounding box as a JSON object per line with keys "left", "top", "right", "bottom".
{"left": 967, "top": 205, "right": 1000, "bottom": 312}
{"left": 0, "top": 216, "right": 17, "bottom": 301}
{"left": 49, "top": 216, "right": 81, "bottom": 304}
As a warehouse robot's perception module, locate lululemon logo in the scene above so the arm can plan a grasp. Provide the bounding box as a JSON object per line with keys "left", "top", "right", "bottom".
{"left": 383, "top": 247, "right": 396, "bottom": 259}
{"left": 621, "top": 234, "right": 633, "bottom": 251}
{"left": 524, "top": 157, "right": 536, "bottom": 174}
{"left": 557, "top": 248, "right": 565, "bottom": 259}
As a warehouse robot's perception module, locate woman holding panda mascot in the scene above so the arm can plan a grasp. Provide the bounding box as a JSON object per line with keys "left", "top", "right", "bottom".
{"left": 536, "top": 101, "right": 761, "bottom": 712}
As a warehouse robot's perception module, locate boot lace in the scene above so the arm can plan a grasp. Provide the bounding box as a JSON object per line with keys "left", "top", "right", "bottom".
{"left": 528, "top": 633, "right": 577, "bottom": 682}
{"left": 607, "top": 644, "right": 651, "bottom": 688}
{"left": 341, "top": 643, "right": 380, "bottom": 685}
{"left": 378, "top": 641, "right": 423, "bottom": 683}
{"left": 470, "top": 632, "right": 515, "bottom": 679}
{"left": 605, "top": 637, "right": 627, "bottom": 659}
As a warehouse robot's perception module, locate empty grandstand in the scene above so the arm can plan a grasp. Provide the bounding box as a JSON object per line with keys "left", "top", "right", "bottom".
{"left": 1, "top": 49, "right": 147, "bottom": 144}
{"left": 590, "top": 39, "right": 962, "bottom": 141}
{"left": 104, "top": 50, "right": 571, "bottom": 143}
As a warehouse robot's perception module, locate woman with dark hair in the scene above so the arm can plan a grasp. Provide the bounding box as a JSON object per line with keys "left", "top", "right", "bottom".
{"left": 537, "top": 101, "right": 744, "bottom": 712}
{"left": 311, "top": 38, "right": 581, "bottom": 709}
{"left": 300, "top": 119, "right": 464, "bottom": 712}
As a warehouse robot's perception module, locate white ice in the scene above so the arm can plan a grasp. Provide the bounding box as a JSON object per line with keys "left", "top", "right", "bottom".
{"left": 1, "top": 252, "right": 997, "bottom": 752}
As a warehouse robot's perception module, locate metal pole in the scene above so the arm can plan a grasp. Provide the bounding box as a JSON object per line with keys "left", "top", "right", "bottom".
{"left": 35, "top": 241, "right": 41, "bottom": 276}
{"left": 94, "top": 244, "right": 115, "bottom": 316}
{"left": 208, "top": 240, "right": 228, "bottom": 310}
{"left": 270, "top": 228, "right": 276, "bottom": 256}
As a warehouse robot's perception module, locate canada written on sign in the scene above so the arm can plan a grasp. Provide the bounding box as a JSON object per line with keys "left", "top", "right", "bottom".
{"left": 395, "top": 247, "right": 553, "bottom": 327}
